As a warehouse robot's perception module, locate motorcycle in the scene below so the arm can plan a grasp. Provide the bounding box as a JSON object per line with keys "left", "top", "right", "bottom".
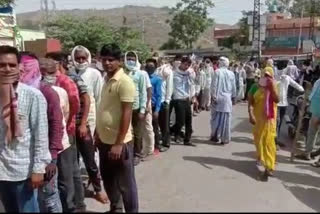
{"left": 286, "top": 95, "right": 311, "bottom": 139}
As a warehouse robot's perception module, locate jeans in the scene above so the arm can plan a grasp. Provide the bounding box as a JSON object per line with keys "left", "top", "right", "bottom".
{"left": 152, "top": 106, "right": 161, "bottom": 150}
{"left": 57, "top": 143, "right": 78, "bottom": 212}
{"left": 132, "top": 109, "right": 143, "bottom": 157}
{"left": 70, "top": 136, "right": 86, "bottom": 211}
{"left": 97, "top": 141, "right": 138, "bottom": 213}
{"left": 38, "top": 173, "right": 62, "bottom": 213}
{"left": 76, "top": 125, "right": 102, "bottom": 193}
{"left": 170, "top": 99, "right": 193, "bottom": 142}
{"left": 276, "top": 106, "right": 287, "bottom": 139}
{"left": 0, "top": 179, "right": 40, "bottom": 213}
{"left": 159, "top": 102, "right": 171, "bottom": 147}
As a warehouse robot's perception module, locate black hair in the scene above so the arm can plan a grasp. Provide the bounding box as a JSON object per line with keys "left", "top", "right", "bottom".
{"left": 174, "top": 54, "right": 182, "bottom": 61}
{"left": 100, "top": 43, "right": 122, "bottom": 60}
{"left": 0, "top": 46, "right": 19, "bottom": 63}
{"left": 181, "top": 56, "right": 192, "bottom": 65}
{"left": 126, "top": 51, "right": 136, "bottom": 58}
{"left": 46, "top": 52, "right": 68, "bottom": 64}
{"left": 146, "top": 58, "right": 158, "bottom": 67}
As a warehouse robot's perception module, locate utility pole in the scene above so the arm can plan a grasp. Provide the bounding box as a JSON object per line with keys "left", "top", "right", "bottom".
{"left": 309, "top": 0, "right": 316, "bottom": 41}
{"left": 252, "top": 0, "right": 261, "bottom": 62}
{"left": 297, "top": 6, "right": 304, "bottom": 55}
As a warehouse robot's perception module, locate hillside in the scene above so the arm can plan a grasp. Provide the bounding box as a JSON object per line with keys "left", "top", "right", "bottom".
{"left": 17, "top": 6, "right": 232, "bottom": 50}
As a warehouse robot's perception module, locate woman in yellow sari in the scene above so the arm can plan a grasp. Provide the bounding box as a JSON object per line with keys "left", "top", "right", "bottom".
{"left": 248, "top": 66, "right": 279, "bottom": 179}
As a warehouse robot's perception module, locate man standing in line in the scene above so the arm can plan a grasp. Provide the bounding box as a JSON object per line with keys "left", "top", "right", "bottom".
{"left": 96, "top": 43, "right": 138, "bottom": 213}
{"left": 124, "top": 51, "right": 147, "bottom": 166}
{"left": 171, "top": 57, "right": 196, "bottom": 146}
{"left": 70, "top": 46, "right": 107, "bottom": 204}
{"left": 155, "top": 58, "right": 174, "bottom": 152}
{"left": 201, "top": 58, "right": 214, "bottom": 111}
{"left": 210, "top": 57, "right": 237, "bottom": 145}
{"left": 19, "top": 54, "right": 64, "bottom": 213}
{"left": 145, "top": 59, "right": 163, "bottom": 155}
{"left": 0, "top": 46, "right": 51, "bottom": 212}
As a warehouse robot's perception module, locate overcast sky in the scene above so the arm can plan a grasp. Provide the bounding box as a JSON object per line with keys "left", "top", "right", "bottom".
{"left": 14, "top": 0, "right": 253, "bottom": 25}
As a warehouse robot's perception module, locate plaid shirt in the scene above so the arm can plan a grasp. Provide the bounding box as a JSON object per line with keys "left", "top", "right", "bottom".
{"left": 56, "top": 74, "right": 80, "bottom": 136}
{"left": 0, "top": 83, "right": 51, "bottom": 181}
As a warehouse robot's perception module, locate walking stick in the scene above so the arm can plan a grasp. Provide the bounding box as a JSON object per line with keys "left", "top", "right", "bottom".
{"left": 290, "top": 81, "right": 312, "bottom": 162}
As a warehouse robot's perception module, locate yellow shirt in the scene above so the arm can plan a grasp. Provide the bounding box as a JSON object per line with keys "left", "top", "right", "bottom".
{"left": 96, "top": 68, "right": 135, "bottom": 145}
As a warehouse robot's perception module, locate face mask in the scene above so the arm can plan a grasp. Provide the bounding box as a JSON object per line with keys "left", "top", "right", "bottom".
{"left": 43, "top": 75, "right": 57, "bottom": 85}
{"left": 126, "top": 60, "right": 137, "bottom": 71}
{"left": 75, "top": 61, "right": 89, "bottom": 71}
{"left": 146, "top": 66, "right": 156, "bottom": 74}
{"left": 173, "top": 61, "right": 181, "bottom": 69}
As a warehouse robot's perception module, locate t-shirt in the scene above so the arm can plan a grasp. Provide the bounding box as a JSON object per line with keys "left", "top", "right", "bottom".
{"left": 96, "top": 69, "right": 135, "bottom": 145}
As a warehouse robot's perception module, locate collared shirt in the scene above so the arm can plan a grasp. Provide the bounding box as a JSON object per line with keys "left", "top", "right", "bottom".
{"left": 211, "top": 67, "right": 237, "bottom": 113}
{"left": 39, "top": 83, "right": 64, "bottom": 160}
{"left": 204, "top": 66, "right": 214, "bottom": 89}
{"left": 56, "top": 74, "right": 80, "bottom": 136}
{"left": 127, "top": 70, "right": 147, "bottom": 114}
{"left": 97, "top": 69, "right": 135, "bottom": 145}
{"left": 0, "top": 83, "right": 51, "bottom": 181}
{"left": 149, "top": 73, "right": 162, "bottom": 113}
{"left": 52, "top": 86, "right": 71, "bottom": 151}
{"left": 172, "top": 70, "right": 193, "bottom": 100}
{"left": 75, "top": 67, "right": 103, "bottom": 136}
{"left": 277, "top": 75, "right": 304, "bottom": 107}
{"left": 156, "top": 64, "right": 174, "bottom": 104}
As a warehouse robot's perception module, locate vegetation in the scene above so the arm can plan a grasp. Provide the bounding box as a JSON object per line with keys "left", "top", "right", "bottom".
{"left": 161, "top": 0, "right": 215, "bottom": 50}
{"left": 0, "top": 0, "right": 14, "bottom": 6}
{"left": 265, "top": 0, "right": 320, "bottom": 17}
{"left": 46, "top": 15, "right": 151, "bottom": 60}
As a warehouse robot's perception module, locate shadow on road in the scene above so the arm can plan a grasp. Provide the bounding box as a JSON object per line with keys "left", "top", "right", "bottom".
{"left": 296, "top": 165, "right": 320, "bottom": 175}
{"left": 232, "top": 118, "right": 252, "bottom": 134}
{"left": 231, "top": 136, "right": 253, "bottom": 145}
{"left": 183, "top": 155, "right": 320, "bottom": 212}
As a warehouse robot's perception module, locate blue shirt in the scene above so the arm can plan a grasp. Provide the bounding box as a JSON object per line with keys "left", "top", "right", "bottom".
{"left": 128, "top": 70, "right": 147, "bottom": 114}
{"left": 310, "top": 79, "right": 320, "bottom": 118}
{"left": 172, "top": 70, "right": 192, "bottom": 100}
{"left": 149, "top": 73, "right": 162, "bottom": 113}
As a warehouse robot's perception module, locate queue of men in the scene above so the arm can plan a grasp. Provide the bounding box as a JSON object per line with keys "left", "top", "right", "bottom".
{"left": 1, "top": 40, "right": 320, "bottom": 213}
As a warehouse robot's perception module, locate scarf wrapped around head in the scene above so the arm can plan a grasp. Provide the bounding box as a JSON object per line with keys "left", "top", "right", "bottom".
{"left": 261, "top": 66, "right": 275, "bottom": 120}
{"left": 19, "top": 55, "right": 41, "bottom": 89}
{"left": 0, "top": 63, "right": 22, "bottom": 143}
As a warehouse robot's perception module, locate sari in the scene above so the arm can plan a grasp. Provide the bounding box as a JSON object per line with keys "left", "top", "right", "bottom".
{"left": 249, "top": 84, "right": 277, "bottom": 171}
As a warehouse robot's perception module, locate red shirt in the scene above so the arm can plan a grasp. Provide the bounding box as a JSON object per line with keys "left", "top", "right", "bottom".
{"left": 56, "top": 74, "right": 80, "bottom": 136}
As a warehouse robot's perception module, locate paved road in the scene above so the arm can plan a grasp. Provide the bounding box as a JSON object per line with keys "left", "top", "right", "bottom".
{"left": 1, "top": 103, "right": 317, "bottom": 212}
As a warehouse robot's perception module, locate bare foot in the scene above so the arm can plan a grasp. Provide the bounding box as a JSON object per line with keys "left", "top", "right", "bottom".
{"left": 95, "top": 191, "right": 109, "bottom": 204}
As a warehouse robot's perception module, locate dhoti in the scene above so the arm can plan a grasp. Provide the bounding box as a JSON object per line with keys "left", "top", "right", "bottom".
{"left": 210, "top": 109, "right": 232, "bottom": 143}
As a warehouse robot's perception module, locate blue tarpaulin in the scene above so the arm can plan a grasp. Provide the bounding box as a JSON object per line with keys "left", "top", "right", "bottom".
{"left": 0, "top": 6, "right": 13, "bottom": 14}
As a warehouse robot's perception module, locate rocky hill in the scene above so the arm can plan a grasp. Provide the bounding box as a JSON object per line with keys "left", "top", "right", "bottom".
{"left": 17, "top": 5, "right": 232, "bottom": 50}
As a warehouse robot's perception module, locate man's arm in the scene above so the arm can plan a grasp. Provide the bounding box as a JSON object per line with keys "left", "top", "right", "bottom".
{"left": 165, "top": 69, "right": 174, "bottom": 103}
{"left": 138, "top": 74, "right": 147, "bottom": 114}
{"left": 30, "top": 92, "right": 51, "bottom": 184}
{"left": 64, "top": 79, "right": 80, "bottom": 132}
{"left": 155, "top": 78, "right": 163, "bottom": 113}
{"left": 94, "top": 72, "right": 103, "bottom": 109}
{"left": 114, "top": 102, "right": 133, "bottom": 146}
{"left": 288, "top": 76, "right": 304, "bottom": 92}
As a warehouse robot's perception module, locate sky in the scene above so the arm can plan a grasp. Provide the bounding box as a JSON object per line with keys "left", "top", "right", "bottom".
{"left": 14, "top": 0, "right": 253, "bottom": 25}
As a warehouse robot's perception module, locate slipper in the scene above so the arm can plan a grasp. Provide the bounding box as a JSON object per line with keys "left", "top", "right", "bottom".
{"left": 311, "top": 161, "right": 320, "bottom": 168}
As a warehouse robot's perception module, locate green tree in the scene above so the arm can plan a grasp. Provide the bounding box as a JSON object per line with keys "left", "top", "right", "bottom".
{"left": 0, "top": 0, "right": 14, "bottom": 6}
{"left": 289, "top": 0, "right": 320, "bottom": 18}
{"left": 265, "top": 0, "right": 292, "bottom": 13}
{"left": 46, "top": 15, "right": 151, "bottom": 60}
{"left": 164, "top": 0, "right": 215, "bottom": 49}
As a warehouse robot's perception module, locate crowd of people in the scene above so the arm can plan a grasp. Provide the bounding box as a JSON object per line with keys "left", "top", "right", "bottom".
{"left": 0, "top": 42, "right": 320, "bottom": 213}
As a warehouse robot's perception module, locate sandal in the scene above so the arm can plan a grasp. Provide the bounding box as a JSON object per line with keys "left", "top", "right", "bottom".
{"left": 311, "top": 161, "right": 320, "bottom": 168}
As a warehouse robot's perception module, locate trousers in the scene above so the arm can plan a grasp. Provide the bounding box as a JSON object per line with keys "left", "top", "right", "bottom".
{"left": 142, "top": 105, "right": 155, "bottom": 155}
{"left": 159, "top": 102, "right": 171, "bottom": 147}
{"left": 97, "top": 142, "right": 139, "bottom": 213}
{"left": 0, "top": 179, "right": 39, "bottom": 213}
{"left": 132, "top": 109, "right": 143, "bottom": 157}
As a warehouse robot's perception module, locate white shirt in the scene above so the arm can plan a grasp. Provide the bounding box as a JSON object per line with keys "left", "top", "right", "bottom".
{"left": 141, "top": 70, "right": 152, "bottom": 89}
{"left": 285, "top": 65, "right": 300, "bottom": 80}
{"left": 204, "top": 66, "right": 214, "bottom": 89}
{"left": 277, "top": 75, "right": 304, "bottom": 107}
{"left": 156, "top": 64, "right": 174, "bottom": 103}
{"left": 211, "top": 67, "right": 237, "bottom": 113}
{"left": 52, "top": 86, "right": 70, "bottom": 152}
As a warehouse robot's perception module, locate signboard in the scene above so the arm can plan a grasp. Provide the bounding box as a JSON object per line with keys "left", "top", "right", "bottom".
{"left": 265, "top": 36, "right": 302, "bottom": 48}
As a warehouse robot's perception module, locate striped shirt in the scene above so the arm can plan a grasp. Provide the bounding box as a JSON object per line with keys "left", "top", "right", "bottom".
{"left": 0, "top": 83, "right": 51, "bottom": 181}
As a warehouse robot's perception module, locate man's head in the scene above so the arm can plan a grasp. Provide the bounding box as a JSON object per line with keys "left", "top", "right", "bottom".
{"left": 0, "top": 46, "right": 20, "bottom": 84}
{"left": 100, "top": 43, "right": 122, "bottom": 74}
{"left": 145, "top": 58, "right": 157, "bottom": 75}
{"left": 19, "top": 52, "right": 42, "bottom": 88}
{"left": 46, "top": 52, "right": 69, "bottom": 74}
{"left": 179, "top": 57, "right": 192, "bottom": 72}
{"left": 39, "top": 58, "right": 57, "bottom": 76}
{"left": 218, "top": 56, "right": 230, "bottom": 68}
{"left": 72, "top": 45, "right": 91, "bottom": 71}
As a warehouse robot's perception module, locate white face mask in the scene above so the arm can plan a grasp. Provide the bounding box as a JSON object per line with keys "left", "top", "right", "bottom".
{"left": 173, "top": 61, "right": 181, "bottom": 70}
{"left": 75, "top": 61, "right": 89, "bottom": 71}
{"left": 43, "top": 75, "right": 57, "bottom": 85}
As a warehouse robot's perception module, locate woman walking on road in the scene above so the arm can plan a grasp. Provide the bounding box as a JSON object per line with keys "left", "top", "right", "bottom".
{"left": 248, "top": 66, "right": 279, "bottom": 180}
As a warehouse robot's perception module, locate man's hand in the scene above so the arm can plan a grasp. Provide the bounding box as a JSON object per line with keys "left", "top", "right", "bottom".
{"left": 109, "top": 144, "right": 123, "bottom": 160}
{"left": 78, "top": 124, "right": 88, "bottom": 138}
{"left": 138, "top": 113, "right": 145, "bottom": 121}
{"left": 153, "top": 112, "right": 159, "bottom": 120}
{"left": 249, "top": 115, "right": 256, "bottom": 125}
{"left": 30, "top": 173, "right": 44, "bottom": 189}
{"left": 45, "top": 163, "right": 57, "bottom": 181}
